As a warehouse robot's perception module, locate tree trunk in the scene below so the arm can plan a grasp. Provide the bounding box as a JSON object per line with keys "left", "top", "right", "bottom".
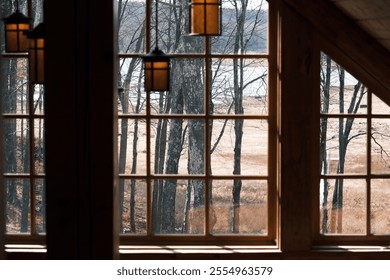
{"left": 330, "top": 66, "right": 365, "bottom": 233}
{"left": 21, "top": 132, "right": 30, "bottom": 232}
{"left": 232, "top": 0, "right": 247, "bottom": 233}
{"left": 320, "top": 54, "right": 331, "bottom": 234}
{"left": 151, "top": 92, "right": 170, "bottom": 232}
{"left": 118, "top": 19, "right": 145, "bottom": 232}
{"left": 160, "top": 87, "right": 183, "bottom": 233}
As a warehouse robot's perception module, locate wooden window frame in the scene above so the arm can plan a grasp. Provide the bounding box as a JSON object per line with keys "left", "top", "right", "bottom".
{"left": 118, "top": 0, "right": 278, "bottom": 246}
{"left": 315, "top": 83, "right": 390, "bottom": 246}
{"left": 1, "top": 0, "right": 46, "bottom": 245}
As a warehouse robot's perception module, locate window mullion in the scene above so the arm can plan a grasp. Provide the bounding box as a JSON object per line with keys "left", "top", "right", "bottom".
{"left": 366, "top": 90, "right": 372, "bottom": 236}
{"left": 204, "top": 36, "right": 211, "bottom": 237}
{"left": 28, "top": 82, "right": 36, "bottom": 236}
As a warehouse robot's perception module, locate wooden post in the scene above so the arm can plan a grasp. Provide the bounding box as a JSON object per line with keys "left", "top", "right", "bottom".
{"left": 280, "top": 2, "right": 319, "bottom": 252}
{"left": 45, "top": 0, "right": 119, "bottom": 259}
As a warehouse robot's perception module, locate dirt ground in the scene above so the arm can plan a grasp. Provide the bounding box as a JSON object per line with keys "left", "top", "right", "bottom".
{"left": 121, "top": 92, "right": 390, "bottom": 235}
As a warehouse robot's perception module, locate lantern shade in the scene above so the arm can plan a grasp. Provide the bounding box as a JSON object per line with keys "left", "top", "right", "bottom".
{"left": 189, "top": 0, "right": 221, "bottom": 36}
{"left": 3, "top": 10, "right": 31, "bottom": 52}
{"left": 142, "top": 48, "right": 171, "bottom": 92}
{"left": 27, "top": 23, "right": 45, "bottom": 84}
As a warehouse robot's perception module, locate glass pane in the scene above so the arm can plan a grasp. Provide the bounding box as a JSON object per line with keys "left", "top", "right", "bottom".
{"left": 35, "top": 179, "right": 46, "bottom": 234}
{"left": 154, "top": 0, "right": 205, "bottom": 54}
{"left": 118, "top": 58, "right": 146, "bottom": 115}
{"left": 33, "top": 85, "right": 45, "bottom": 115}
{"left": 151, "top": 58, "right": 205, "bottom": 115}
{"left": 211, "top": 59, "right": 268, "bottom": 115}
{"left": 371, "top": 119, "right": 390, "bottom": 174}
{"left": 371, "top": 179, "right": 390, "bottom": 235}
{"left": 211, "top": 180, "right": 267, "bottom": 234}
{"left": 320, "top": 118, "right": 366, "bottom": 175}
{"left": 119, "top": 179, "right": 147, "bottom": 234}
{"left": 211, "top": 0, "right": 268, "bottom": 54}
{"left": 2, "top": 58, "right": 29, "bottom": 114}
{"left": 152, "top": 179, "right": 205, "bottom": 234}
{"left": 5, "top": 179, "right": 30, "bottom": 234}
{"left": 118, "top": 119, "right": 147, "bottom": 175}
{"left": 372, "top": 93, "right": 390, "bottom": 115}
{"left": 320, "top": 179, "right": 366, "bottom": 235}
{"left": 151, "top": 119, "right": 205, "bottom": 175}
{"left": 320, "top": 53, "right": 367, "bottom": 115}
{"left": 3, "top": 118, "right": 30, "bottom": 173}
{"left": 118, "top": 0, "right": 146, "bottom": 53}
{"left": 34, "top": 118, "right": 45, "bottom": 174}
{"left": 211, "top": 119, "right": 267, "bottom": 175}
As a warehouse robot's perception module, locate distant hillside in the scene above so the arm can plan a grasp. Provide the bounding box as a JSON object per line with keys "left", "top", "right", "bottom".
{"left": 118, "top": 1, "right": 268, "bottom": 53}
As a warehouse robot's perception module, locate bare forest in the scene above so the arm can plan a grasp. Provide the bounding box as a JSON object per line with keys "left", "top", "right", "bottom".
{"left": 1, "top": 0, "right": 390, "bottom": 237}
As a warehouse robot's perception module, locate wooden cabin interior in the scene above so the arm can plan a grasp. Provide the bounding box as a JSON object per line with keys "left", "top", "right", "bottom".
{"left": 0, "top": 0, "right": 390, "bottom": 260}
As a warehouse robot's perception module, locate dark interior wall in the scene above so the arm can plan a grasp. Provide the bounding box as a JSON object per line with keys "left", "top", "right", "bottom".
{"left": 44, "top": 0, "right": 119, "bottom": 259}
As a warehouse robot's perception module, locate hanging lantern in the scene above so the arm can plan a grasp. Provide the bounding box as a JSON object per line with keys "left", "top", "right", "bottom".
{"left": 3, "top": 10, "right": 31, "bottom": 52}
{"left": 189, "top": 0, "right": 221, "bottom": 36}
{"left": 142, "top": 48, "right": 171, "bottom": 92}
{"left": 142, "top": 0, "right": 171, "bottom": 92}
{"left": 27, "top": 23, "right": 45, "bottom": 84}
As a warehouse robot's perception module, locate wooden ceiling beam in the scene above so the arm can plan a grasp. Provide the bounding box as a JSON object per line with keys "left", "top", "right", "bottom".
{"left": 282, "top": 0, "right": 390, "bottom": 105}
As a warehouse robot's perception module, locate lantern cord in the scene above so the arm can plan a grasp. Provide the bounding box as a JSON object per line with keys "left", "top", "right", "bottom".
{"left": 155, "top": 0, "right": 159, "bottom": 49}
{"left": 15, "top": 0, "right": 19, "bottom": 11}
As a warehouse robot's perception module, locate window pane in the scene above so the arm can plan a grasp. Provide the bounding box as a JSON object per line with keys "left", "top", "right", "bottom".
{"left": 211, "top": 180, "right": 267, "bottom": 234}
{"left": 151, "top": 119, "right": 205, "bottom": 175}
{"left": 151, "top": 0, "right": 205, "bottom": 54}
{"left": 33, "top": 85, "right": 45, "bottom": 115}
{"left": 5, "top": 179, "right": 30, "bottom": 234}
{"left": 152, "top": 179, "right": 205, "bottom": 234}
{"left": 211, "top": 119, "right": 267, "bottom": 175}
{"left": 320, "top": 118, "right": 366, "bottom": 175}
{"left": 118, "top": 58, "right": 146, "bottom": 115}
{"left": 211, "top": 59, "right": 268, "bottom": 115}
{"left": 3, "top": 118, "right": 30, "bottom": 174}
{"left": 372, "top": 93, "right": 390, "bottom": 115}
{"left": 371, "top": 119, "right": 390, "bottom": 174}
{"left": 320, "top": 54, "right": 367, "bottom": 115}
{"left": 211, "top": 0, "right": 268, "bottom": 54}
{"left": 151, "top": 59, "right": 205, "bottom": 115}
{"left": 2, "top": 58, "right": 29, "bottom": 114}
{"left": 320, "top": 179, "right": 366, "bottom": 235}
{"left": 371, "top": 179, "right": 390, "bottom": 235}
{"left": 119, "top": 179, "right": 147, "bottom": 234}
{"left": 34, "top": 118, "right": 45, "bottom": 174}
{"left": 35, "top": 179, "right": 46, "bottom": 234}
{"left": 118, "top": 0, "right": 146, "bottom": 53}
{"left": 118, "top": 119, "right": 147, "bottom": 175}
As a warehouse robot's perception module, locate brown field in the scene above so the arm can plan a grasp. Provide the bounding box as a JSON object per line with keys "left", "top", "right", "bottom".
{"left": 5, "top": 94, "right": 390, "bottom": 236}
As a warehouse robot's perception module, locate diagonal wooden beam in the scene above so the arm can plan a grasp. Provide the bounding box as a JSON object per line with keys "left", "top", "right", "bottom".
{"left": 283, "top": 0, "right": 390, "bottom": 105}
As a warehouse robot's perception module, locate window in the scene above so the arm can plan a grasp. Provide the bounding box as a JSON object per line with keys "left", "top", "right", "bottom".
{"left": 1, "top": 0, "right": 45, "bottom": 243}
{"left": 117, "top": 0, "right": 276, "bottom": 245}
{"left": 318, "top": 52, "right": 390, "bottom": 243}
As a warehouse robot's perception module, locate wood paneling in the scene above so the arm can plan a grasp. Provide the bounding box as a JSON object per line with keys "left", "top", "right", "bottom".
{"left": 331, "top": 0, "right": 390, "bottom": 50}
{"left": 284, "top": 0, "right": 390, "bottom": 107}
{"left": 331, "top": 0, "right": 390, "bottom": 20}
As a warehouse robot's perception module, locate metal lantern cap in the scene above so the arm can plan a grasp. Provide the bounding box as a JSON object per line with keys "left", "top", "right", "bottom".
{"left": 3, "top": 10, "right": 31, "bottom": 24}
{"left": 142, "top": 47, "right": 172, "bottom": 61}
